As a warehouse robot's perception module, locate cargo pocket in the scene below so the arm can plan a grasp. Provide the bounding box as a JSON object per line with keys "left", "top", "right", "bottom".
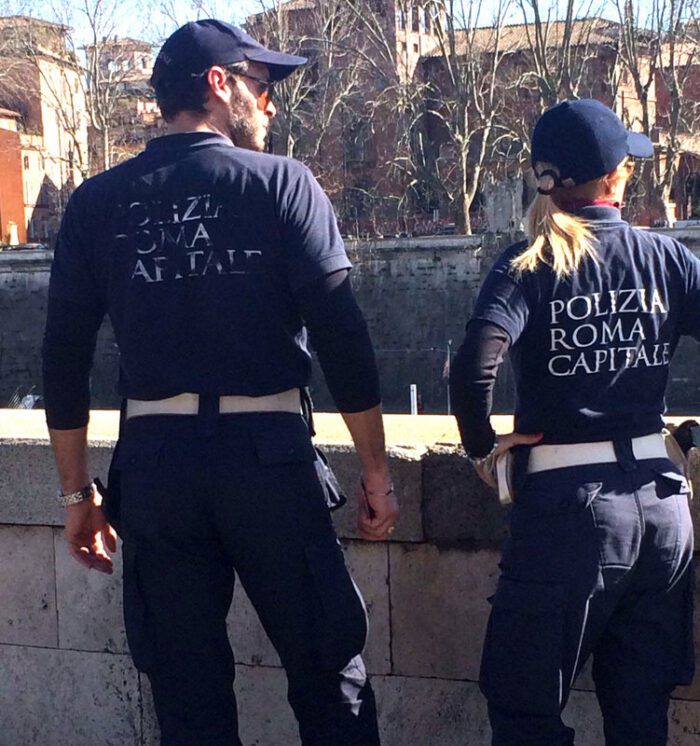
{"left": 480, "top": 577, "right": 566, "bottom": 717}
{"left": 109, "top": 439, "right": 164, "bottom": 534}
{"left": 304, "top": 537, "right": 368, "bottom": 672}
{"left": 122, "top": 541, "right": 156, "bottom": 673}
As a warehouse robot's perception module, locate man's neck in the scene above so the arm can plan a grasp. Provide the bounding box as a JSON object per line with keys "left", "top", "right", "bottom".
{"left": 166, "top": 114, "right": 232, "bottom": 142}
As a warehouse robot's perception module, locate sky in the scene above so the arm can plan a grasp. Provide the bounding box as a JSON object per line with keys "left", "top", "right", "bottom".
{"left": 12, "top": 0, "right": 660, "bottom": 48}
{"left": 9, "top": 0, "right": 260, "bottom": 45}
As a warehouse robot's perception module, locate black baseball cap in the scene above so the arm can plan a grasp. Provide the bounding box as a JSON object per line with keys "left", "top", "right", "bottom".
{"left": 150, "top": 19, "right": 307, "bottom": 88}
{"left": 531, "top": 99, "right": 653, "bottom": 185}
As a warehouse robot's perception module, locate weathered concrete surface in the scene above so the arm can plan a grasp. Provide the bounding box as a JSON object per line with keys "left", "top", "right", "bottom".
{"left": 54, "top": 527, "right": 127, "bottom": 654}
{"left": 423, "top": 446, "right": 506, "bottom": 549}
{"left": 390, "top": 545, "right": 500, "bottom": 680}
{"left": 0, "top": 525, "right": 56, "bottom": 647}
{"left": 328, "top": 446, "right": 425, "bottom": 542}
{"left": 374, "top": 675, "right": 491, "bottom": 745}
{"left": 0, "top": 645, "right": 141, "bottom": 746}
{"left": 2, "top": 412, "right": 700, "bottom": 744}
{"left": 0, "top": 440, "right": 113, "bottom": 526}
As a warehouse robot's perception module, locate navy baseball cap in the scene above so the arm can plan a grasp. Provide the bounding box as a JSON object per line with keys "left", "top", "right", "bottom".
{"left": 531, "top": 99, "right": 653, "bottom": 185}
{"left": 150, "top": 19, "right": 307, "bottom": 88}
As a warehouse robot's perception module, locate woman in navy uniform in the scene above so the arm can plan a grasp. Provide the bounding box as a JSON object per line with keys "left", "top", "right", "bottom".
{"left": 450, "top": 99, "right": 698, "bottom": 745}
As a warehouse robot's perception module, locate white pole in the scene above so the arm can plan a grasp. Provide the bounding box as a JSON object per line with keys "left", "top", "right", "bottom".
{"left": 410, "top": 384, "right": 418, "bottom": 415}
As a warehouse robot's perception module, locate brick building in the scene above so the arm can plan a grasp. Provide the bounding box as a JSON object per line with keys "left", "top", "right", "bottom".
{"left": 0, "top": 15, "right": 88, "bottom": 245}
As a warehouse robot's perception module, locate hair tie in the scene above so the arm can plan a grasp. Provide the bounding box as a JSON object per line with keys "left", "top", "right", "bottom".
{"left": 535, "top": 168, "right": 562, "bottom": 196}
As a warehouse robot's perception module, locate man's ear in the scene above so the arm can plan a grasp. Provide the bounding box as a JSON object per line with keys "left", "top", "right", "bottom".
{"left": 206, "top": 66, "right": 232, "bottom": 105}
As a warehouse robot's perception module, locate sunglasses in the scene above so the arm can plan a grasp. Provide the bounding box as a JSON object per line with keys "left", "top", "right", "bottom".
{"left": 236, "top": 72, "right": 275, "bottom": 107}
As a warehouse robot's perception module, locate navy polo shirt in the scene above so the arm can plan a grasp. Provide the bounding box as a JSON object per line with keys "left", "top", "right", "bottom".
{"left": 48, "top": 132, "right": 351, "bottom": 399}
{"left": 472, "top": 205, "right": 700, "bottom": 442}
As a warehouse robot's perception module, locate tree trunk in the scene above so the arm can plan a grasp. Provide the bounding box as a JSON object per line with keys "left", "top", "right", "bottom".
{"left": 461, "top": 147, "right": 472, "bottom": 235}
{"left": 102, "top": 127, "right": 111, "bottom": 171}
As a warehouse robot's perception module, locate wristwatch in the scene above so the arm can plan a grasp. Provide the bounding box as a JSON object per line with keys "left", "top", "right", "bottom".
{"left": 57, "top": 482, "right": 96, "bottom": 507}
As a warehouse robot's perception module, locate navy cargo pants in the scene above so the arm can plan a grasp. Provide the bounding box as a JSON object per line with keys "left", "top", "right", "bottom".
{"left": 480, "top": 447, "right": 694, "bottom": 746}
{"left": 107, "top": 409, "right": 380, "bottom": 746}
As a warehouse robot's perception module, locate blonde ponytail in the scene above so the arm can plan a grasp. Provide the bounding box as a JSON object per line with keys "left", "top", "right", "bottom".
{"left": 511, "top": 163, "right": 598, "bottom": 278}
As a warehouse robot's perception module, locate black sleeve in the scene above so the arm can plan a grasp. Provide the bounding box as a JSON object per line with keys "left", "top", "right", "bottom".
{"left": 295, "top": 269, "right": 381, "bottom": 413}
{"left": 42, "top": 296, "right": 104, "bottom": 429}
{"left": 449, "top": 319, "right": 511, "bottom": 457}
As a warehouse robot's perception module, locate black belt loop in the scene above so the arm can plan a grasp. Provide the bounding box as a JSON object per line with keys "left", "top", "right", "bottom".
{"left": 613, "top": 437, "right": 637, "bottom": 472}
{"left": 197, "top": 394, "right": 219, "bottom": 437}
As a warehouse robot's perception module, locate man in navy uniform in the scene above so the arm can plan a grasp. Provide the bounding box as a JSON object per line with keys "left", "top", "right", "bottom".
{"left": 43, "top": 20, "right": 398, "bottom": 746}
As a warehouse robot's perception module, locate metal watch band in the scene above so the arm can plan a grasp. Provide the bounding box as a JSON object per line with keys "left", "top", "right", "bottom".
{"left": 57, "top": 482, "right": 95, "bottom": 507}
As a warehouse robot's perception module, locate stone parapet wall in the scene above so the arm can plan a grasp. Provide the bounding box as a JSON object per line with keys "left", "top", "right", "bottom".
{"left": 4, "top": 227, "right": 700, "bottom": 414}
{"left": 1, "top": 411, "right": 700, "bottom": 745}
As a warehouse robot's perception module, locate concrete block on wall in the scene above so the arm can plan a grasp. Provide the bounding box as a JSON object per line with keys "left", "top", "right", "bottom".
{"left": 236, "top": 664, "right": 298, "bottom": 745}
{"left": 0, "top": 441, "right": 113, "bottom": 526}
{"left": 54, "top": 528, "right": 127, "bottom": 654}
{"left": 140, "top": 674, "right": 160, "bottom": 746}
{"left": 344, "top": 541, "right": 391, "bottom": 675}
{"left": 373, "top": 674, "right": 490, "bottom": 746}
{"left": 669, "top": 698, "right": 700, "bottom": 744}
{"left": 0, "top": 525, "right": 57, "bottom": 647}
{"left": 390, "top": 545, "right": 500, "bottom": 680}
{"left": 327, "top": 447, "right": 424, "bottom": 542}
{"left": 0, "top": 645, "right": 141, "bottom": 745}
{"left": 564, "top": 690, "right": 605, "bottom": 745}
{"left": 422, "top": 447, "right": 507, "bottom": 549}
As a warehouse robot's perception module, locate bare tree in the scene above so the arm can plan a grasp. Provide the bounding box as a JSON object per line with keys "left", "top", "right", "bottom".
{"left": 616, "top": 0, "right": 700, "bottom": 221}
{"left": 81, "top": 0, "right": 143, "bottom": 170}
{"left": 248, "top": 0, "right": 365, "bottom": 165}
{"left": 336, "top": 0, "right": 435, "bottom": 233}
{"left": 423, "top": 0, "right": 514, "bottom": 233}
{"left": 245, "top": 0, "right": 429, "bottom": 235}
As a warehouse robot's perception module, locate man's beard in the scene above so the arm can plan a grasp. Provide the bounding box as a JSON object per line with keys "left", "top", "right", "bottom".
{"left": 226, "top": 98, "right": 266, "bottom": 152}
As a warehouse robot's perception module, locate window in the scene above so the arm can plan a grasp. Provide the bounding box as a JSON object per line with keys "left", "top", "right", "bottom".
{"left": 397, "top": 8, "right": 406, "bottom": 30}
{"left": 413, "top": 43, "right": 419, "bottom": 53}
{"left": 412, "top": 5, "right": 420, "bottom": 32}
{"left": 344, "top": 118, "right": 374, "bottom": 165}
{"left": 23, "top": 155, "right": 29, "bottom": 169}
{"left": 424, "top": 6, "right": 431, "bottom": 32}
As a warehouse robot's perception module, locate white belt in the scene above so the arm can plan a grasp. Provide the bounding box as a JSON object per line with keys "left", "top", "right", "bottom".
{"left": 126, "top": 389, "right": 301, "bottom": 419}
{"left": 527, "top": 433, "right": 667, "bottom": 474}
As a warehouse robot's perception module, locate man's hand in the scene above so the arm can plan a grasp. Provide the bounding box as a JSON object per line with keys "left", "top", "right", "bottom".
{"left": 65, "top": 496, "right": 117, "bottom": 574}
{"left": 356, "top": 470, "right": 399, "bottom": 541}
